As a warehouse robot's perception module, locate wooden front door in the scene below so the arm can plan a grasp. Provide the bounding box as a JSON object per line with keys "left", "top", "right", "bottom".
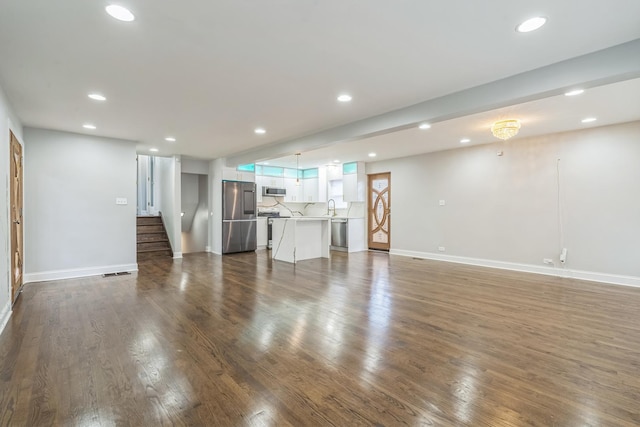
{"left": 368, "top": 172, "right": 391, "bottom": 251}
{"left": 10, "top": 131, "right": 24, "bottom": 304}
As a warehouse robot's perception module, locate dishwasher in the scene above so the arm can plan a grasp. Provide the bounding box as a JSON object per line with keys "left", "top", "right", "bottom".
{"left": 330, "top": 218, "right": 348, "bottom": 251}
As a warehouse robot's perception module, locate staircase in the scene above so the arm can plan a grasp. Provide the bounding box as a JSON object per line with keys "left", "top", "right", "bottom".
{"left": 137, "top": 215, "right": 173, "bottom": 261}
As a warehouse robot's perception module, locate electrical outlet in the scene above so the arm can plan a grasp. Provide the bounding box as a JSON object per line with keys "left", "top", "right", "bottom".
{"left": 115, "top": 197, "right": 128, "bottom": 205}
{"left": 543, "top": 258, "right": 553, "bottom": 265}
{"left": 438, "top": 246, "right": 445, "bottom": 252}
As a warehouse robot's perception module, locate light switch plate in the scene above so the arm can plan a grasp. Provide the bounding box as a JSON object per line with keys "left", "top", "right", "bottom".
{"left": 439, "top": 200, "right": 446, "bottom": 206}
{"left": 116, "top": 198, "right": 128, "bottom": 205}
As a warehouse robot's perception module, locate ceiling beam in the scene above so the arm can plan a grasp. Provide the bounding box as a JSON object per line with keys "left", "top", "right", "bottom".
{"left": 226, "top": 38, "right": 640, "bottom": 167}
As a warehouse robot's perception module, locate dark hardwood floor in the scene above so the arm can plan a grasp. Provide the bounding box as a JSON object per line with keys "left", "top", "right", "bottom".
{"left": 1, "top": 251, "right": 640, "bottom": 426}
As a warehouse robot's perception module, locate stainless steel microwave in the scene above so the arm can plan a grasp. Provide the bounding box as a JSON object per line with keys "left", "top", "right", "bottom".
{"left": 262, "top": 187, "right": 286, "bottom": 196}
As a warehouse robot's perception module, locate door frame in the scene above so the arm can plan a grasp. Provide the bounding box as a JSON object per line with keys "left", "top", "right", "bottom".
{"left": 9, "top": 130, "right": 24, "bottom": 304}
{"left": 367, "top": 172, "right": 391, "bottom": 251}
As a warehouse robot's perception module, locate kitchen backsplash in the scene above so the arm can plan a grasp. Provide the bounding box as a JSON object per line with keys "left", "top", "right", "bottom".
{"left": 258, "top": 198, "right": 365, "bottom": 218}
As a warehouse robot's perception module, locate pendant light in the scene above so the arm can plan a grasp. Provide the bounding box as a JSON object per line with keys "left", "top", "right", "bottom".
{"left": 295, "top": 153, "right": 301, "bottom": 186}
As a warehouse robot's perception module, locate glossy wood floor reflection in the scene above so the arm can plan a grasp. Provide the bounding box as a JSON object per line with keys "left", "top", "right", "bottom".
{"left": 2, "top": 252, "right": 640, "bottom": 426}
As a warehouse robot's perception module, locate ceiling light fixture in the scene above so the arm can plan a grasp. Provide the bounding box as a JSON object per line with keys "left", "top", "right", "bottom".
{"left": 333, "top": 160, "right": 341, "bottom": 163}
{"left": 254, "top": 128, "right": 266, "bottom": 135}
{"left": 419, "top": 123, "right": 431, "bottom": 130}
{"left": 516, "top": 16, "right": 547, "bottom": 33}
{"left": 368, "top": 152, "right": 377, "bottom": 157}
{"left": 150, "top": 148, "right": 159, "bottom": 152}
{"left": 88, "top": 93, "right": 106, "bottom": 101}
{"left": 165, "top": 137, "right": 176, "bottom": 142}
{"left": 295, "top": 153, "right": 301, "bottom": 186}
{"left": 83, "top": 124, "right": 96, "bottom": 130}
{"left": 491, "top": 119, "right": 521, "bottom": 140}
{"left": 460, "top": 138, "right": 470, "bottom": 144}
{"left": 564, "top": 89, "right": 584, "bottom": 97}
{"left": 337, "top": 94, "right": 352, "bottom": 103}
{"left": 581, "top": 117, "right": 597, "bottom": 123}
{"left": 106, "top": 5, "right": 135, "bottom": 22}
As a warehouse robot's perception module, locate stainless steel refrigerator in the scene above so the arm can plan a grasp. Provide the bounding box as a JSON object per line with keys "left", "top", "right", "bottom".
{"left": 222, "top": 180, "right": 257, "bottom": 254}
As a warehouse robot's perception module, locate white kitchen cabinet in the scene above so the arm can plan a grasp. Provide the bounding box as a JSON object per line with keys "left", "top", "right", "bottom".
{"left": 257, "top": 217, "right": 268, "bottom": 249}
{"left": 222, "top": 167, "right": 255, "bottom": 182}
{"left": 303, "top": 177, "right": 319, "bottom": 202}
{"left": 343, "top": 161, "right": 365, "bottom": 202}
{"left": 326, "top": 164, "right": 342, "bottom": 181}
{"left": 284, "top": 177, "right": 303, "bottom": 202}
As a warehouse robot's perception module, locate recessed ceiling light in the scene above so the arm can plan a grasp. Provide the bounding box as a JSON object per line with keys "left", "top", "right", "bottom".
{"left": 150, "top": 148, "right": 159, "bottom": 152}
{"left": 419, "top": 123, "right": 431, "bottom": 130}
{"left": 368, "top": 152, "right": 377, "bottom": 157}
{"left": 105, "top": 5, "right": 135, "bottom": 22}
{"left": 581, "top": 117, "right": 597, "bottom": 123}
{"left": 516, "top": 16, "right": 547, "bottom": 33}
{"left": 83, "top": 124, "right": 96, "bottom": 130}
{"left": 337, "top": 94, "right": 352, "bottom": 103}
{"left": 460, "top": 138, "right": 470, "bottom": 144}
{"left": 333, "top": 160, "right": 341, "bottom": 163}
{"left": 263, "top": 162, "right": 269, "bottom": 165}
{"left": 564, "top": 89, "right": 584, "bottom": 97}
{"left": 88, "top": 93, "right": 106, "bottom": 101}
{"left": 165, "top": 137, "right": 176, "bottom": 142}
{"left": 254, "top": 128, "right": 266, "bottom": 135}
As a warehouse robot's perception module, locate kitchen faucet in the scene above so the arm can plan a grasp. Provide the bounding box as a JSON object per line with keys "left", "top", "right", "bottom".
{"left": 327, "top": 199, "right": 336, "bottom": 217}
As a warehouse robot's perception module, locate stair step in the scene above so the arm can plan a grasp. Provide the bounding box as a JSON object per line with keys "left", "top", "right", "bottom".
{"left": 137, "top": 234, "right": 168, "bottom": 243}
{"left": 137, "top": 216, "right": 163, "bottom": 226}
{"left": 137, "top": 224, "right": 164, "bottom": 233}
{"left": 137, "top": 241, "right": 171, "bottom": 251}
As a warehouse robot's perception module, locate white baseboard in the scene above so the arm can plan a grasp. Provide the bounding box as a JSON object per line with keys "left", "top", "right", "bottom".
{"left": 173, "top": 252, "right": 183, "bottom": 259}
{"left": 205, "top": 246, "right": 211, "bottom": 253}
{"left": 0, "top": 301, "right": 11, "bottom": 336}
{"left": 24, "top": 263, "right": 139, "bottom": 284}
{"left": 390, "top": 249, "right": 640, "bottom": 288}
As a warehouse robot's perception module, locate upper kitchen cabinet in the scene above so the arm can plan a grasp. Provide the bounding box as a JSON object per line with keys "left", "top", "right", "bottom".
{"left": 223, "top": 164, "right": 255, "bottom": 182}
{"left": 283, "top": 168, "right": 303, "bottom": 202}
{"left": 301, "top": 167, "right": 327, "bottom": 203}
{"left": 343, "top": 162, "right": 365, "bottom": 202}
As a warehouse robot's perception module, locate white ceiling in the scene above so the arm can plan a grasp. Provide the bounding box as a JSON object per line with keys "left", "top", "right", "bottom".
{"left": 1, "top": 1, "right": 639, "bottom": 162}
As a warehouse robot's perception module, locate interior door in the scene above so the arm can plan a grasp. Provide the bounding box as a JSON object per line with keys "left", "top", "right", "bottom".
{"left": 368, "top": 172, "right": 391, "bottom": 251}
{"left": 10, "top": 131, "right": 24, "bottom": 304}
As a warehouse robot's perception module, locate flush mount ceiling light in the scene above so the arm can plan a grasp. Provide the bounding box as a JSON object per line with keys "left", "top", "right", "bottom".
{"left": 333, "top": 159, "right": 341, "bottom": 163}
{"left": 460, "top": 138, "right": 470, "bottom": 144}
{"left": 368, "top": 152, "right": 377, "bottom": 157}
{"left": 516, "top": 16, "right": 547, "bottom": 33}
{"left": 88, "top": 93, "right": 106, "bottom": 101}
{"left": 419, "top": 123, "right": 431, "bottom": 130}
{"left": 565, "top": 89, "right": 584, "bottom": 97}
{"left": 337, "top": 94, "right": 352, "bottom": 103}
{"left": 106, "top": 5, "right": 135, "bottom": 22}
{"left": 165, "top": 137, "right": 176, "bottom": 142}
{"left": 254, "top": 128, "right": 266, "bottom": 135}
{"left": 83, "top": 123, "right": 97, "bottom": 130}
{"left": 581, "top": 117, "right": 597, "bottom": 123}
{"left": 491, "top": 119, "right": 521, "bottom": 140}
{"left": 150, "top": 148, "right": 159, "bottom": 152}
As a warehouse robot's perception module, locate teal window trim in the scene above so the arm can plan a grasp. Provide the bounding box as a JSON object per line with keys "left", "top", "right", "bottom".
{"left": 237, "top": 163, "right": 255, "bottom": 172}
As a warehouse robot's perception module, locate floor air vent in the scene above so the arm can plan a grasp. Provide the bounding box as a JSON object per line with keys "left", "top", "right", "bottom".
{"left": 102, "top": 272, "right": 131, "bottom": 278}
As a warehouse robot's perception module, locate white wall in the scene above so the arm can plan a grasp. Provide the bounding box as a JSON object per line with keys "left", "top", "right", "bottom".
{"left": 23, "top": 128, "right": 137, "bottom": 282}
{"left": 182, "top": 158, "right": 209, "bottom": 175}
{"left": 367, "top": 121, "right": 640, "bottom": 286}
{"left": 209, "top": 158, "right": 224, "bottom": 254}
{"left": 156, "top": 156, "right": 182, "bottom": 257}
{"left": 181, "top": 173, "right": 208, "bottom": 253}
{"left": 0, "top": 84, "right": 23, "bottom": 333}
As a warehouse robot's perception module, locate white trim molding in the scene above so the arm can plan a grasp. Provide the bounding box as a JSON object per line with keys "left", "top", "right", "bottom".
{"left": 24, "top": 263, "right": 138, "bottom": 284}
{"left": 390, "top": 249, "right": 640, "bottom": 288}
{"left": 0, "top": 301, "right": 11, "bottom": 336}
{"left": 173, "top": 252, "right": 183, "bottom": 259}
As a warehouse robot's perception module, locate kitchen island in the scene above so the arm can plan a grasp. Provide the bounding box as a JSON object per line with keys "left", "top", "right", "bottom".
{"left": 270, "top": 217, "right": 331, "bottom": 263}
